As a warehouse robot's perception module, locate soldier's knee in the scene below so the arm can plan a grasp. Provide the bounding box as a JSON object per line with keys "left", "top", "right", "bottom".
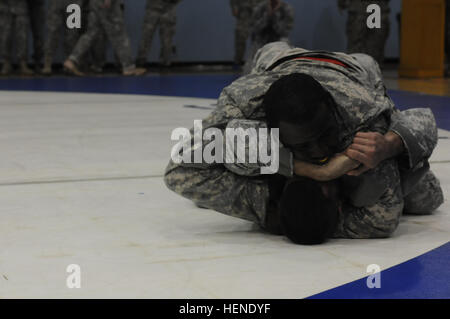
{"left": 404, "top": 173, "right": 444, "bottom": 215}
{"left": 404, "top": 185, "right": 444, "bottom": 215}
{"left": 358, "top": 203, "right": 403, "bottom": 239}
{"left": 376, "top": 220, "right": 399, "bottom": 238}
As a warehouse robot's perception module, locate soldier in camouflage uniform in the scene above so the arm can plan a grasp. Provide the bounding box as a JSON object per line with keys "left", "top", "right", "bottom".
{"left": 64, "top": 0, "right": 146, "bottom": 76}
{"left": 0, "top": 0, "right": 33, "bottom": 75}
{"left": 158, "top": 6, "right": 178, "bottom": 66}
{"left": 89, "top": 0, "right": 125, "bottom": 73}
{"left": 27, "top": 0, "right": 46, "bottom": 73}
{"left": 231, "top": 0, "right": 266, "bottom": 65}
{"left": 164, "top": 42, "right": 443, "bottom": 240}
{"left": 136, "top": 0, "right": 181, "bottom": 67}
{"left": 42, "top": 0, "right": 84, "bottom": 75}
{"left": 243, "top": 0, "right": 295, "bottom": 74}
{"left": 338, "top": 0, "right": 390, "bottom": 64}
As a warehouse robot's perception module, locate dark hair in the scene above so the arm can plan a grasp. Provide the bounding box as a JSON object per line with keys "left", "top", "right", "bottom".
{"left": 280, "top": 177, "right": 339, "bottom": 245}
{"left": 263, "top": 73, "right": 336, "bottom": 129}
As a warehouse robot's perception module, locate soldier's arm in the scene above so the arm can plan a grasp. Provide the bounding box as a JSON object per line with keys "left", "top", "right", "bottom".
{"left": 388, "top": 108, "right": 438, "bottom": 169}
{"left": 345, "top": 108, "right": 438, "bottom": 175}
{"left": 333, "top": 159, "right": 404, "bottom": 238}
{"left": 172, "top": 85, "right": 294, "bottom": 177}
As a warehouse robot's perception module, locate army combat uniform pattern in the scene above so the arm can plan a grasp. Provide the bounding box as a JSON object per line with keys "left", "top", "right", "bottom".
{"left": 68, "top": 0, "right": 135, "bottom": 72}
{"left": 0, "top": 0, "right": 29, "bottom": 64}
{"left": 164, "top": 42, "right": 444, "bottom": 239}
{"left": 27, "top": 0, "right": 45, "bottom": 67}
{"left": 230, "top": 0, "right": 266, "bottom": 64}
{"left": 44, "top": 0, "right": 83, "bottom": 68}
{"left": 338, "top": 0, "right": 390, "bottom": 64}
{"left": 136, "top": 0, "right": 181, "bottom": 66}
{"left": 244, "top": 1, "right": 295, "bottom": 74}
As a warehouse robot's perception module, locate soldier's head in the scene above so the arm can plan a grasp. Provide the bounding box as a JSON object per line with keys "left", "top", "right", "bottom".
{"left": 263, "top": 73, "right": 340, "bottom": 164}
{"left": 279, "top": 177, "right": 339, "bottom": 245}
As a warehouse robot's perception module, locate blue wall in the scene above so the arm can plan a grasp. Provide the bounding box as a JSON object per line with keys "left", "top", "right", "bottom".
{"left": 48, "top": 0, "right": 402, "bottom": 62}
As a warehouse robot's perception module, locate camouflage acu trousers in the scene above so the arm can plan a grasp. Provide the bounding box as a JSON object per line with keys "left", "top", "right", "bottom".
{"left": 233, "top": 5, "right": 254, "bottom": 64}
{"left": 345, "top": 0, "right": 390, "bottom": 64}
{"left": 0, "top": 0, "right": 29, "bottom": 62}
{"left": 45, "top": 0, "right": 83, "bottom": 61}
{"left": 159, "top": 7, "right": 177, "bottom": 65}
{"left": 136, "top": 0, "right": 180, "bottom": 64}
{"left": 69, "top": 0, "right": 135, "bottom": 71}
{"left": 27, "top": 0, "right": 45, "bottom": 64}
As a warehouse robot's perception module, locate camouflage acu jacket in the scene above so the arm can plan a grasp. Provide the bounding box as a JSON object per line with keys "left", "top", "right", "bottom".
{"left": 164, "top": 42, "right": 438, "bottom": 238}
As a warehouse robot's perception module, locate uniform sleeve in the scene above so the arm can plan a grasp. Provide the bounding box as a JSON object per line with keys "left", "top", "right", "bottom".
{"left": 333, "top": 159, "right": 404, "bottom": 238}
{"left": 164, "top": 89, "right": 272, "bottom": 224}
{"left": 170, "top": 86, "right": 293, "bottom": 177}
{"left": 163, "top": 81, "right": 291, "bottom": 226}
{"left": 389, "top": 108, "right": 438, "bottom": 170}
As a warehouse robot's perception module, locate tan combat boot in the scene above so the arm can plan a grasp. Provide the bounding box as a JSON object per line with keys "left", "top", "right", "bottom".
{"left": 122, "top": 67, "right": 147, "bottom": 76}
{"left": 42, "top": 56, "right": 53, "bottom": 75}
{"left": 63, "top": 59, "right": 85, "bottom": 76}
{"left": 1, "top": 61, "right": 12, "bottom": 75}
{"left": 19, "top": 61, "right": 34, "bottom": 76}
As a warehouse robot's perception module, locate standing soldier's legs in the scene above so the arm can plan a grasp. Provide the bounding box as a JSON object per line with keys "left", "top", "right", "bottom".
{"left": 0, "top": 11, "right": 13, "bottom": 75}
{"left": 159, "top": 8, "right": 177, "bottom": 66}
{"left": 8, "top": 0, "right": 32, "bottom": 74}
{"left": 94, "top": 0, "right": 143, "bottom": 74}
{"left": 364, "top": 3, "right": 390, "bottom": 64}
{"left": 27, "top": 0, "right": 46, "bottom": 70}
{"left": 403, "top": 171, "right": 444, "bottom": 215}
{"left": 136, "top": 0, "right": 163, "bottom": 66}
{"left": 243, "top": 41, "right": 263, "bottom": 75}
{"left": 346, "top": 11, "right": 366, "bottom": 54}
{"left": 63, "top": 27, "right": 81, "bottom": 58}
{"left": 234, "top": 8, "right": 251, "bottom": 65}
{"left": 15, "top": 13, "right": 33, "bottom": 75}
{"left": 90, "top": 30, "right": 107, "bottom": 72}
{"left": 43, "top": 0, "right": 64, "bottom": 74}
{"left": 66, "top": 9, "right": 102, "bottom": 75}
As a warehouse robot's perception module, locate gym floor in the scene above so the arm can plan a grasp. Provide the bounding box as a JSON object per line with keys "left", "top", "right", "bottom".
{"left": 0, "top": 70, "right": 448, "bottom": 298}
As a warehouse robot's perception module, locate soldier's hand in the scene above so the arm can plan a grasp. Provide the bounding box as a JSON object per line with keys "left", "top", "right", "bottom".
{"left": 345, "top": 131, "right": 404, "bottom": 176}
